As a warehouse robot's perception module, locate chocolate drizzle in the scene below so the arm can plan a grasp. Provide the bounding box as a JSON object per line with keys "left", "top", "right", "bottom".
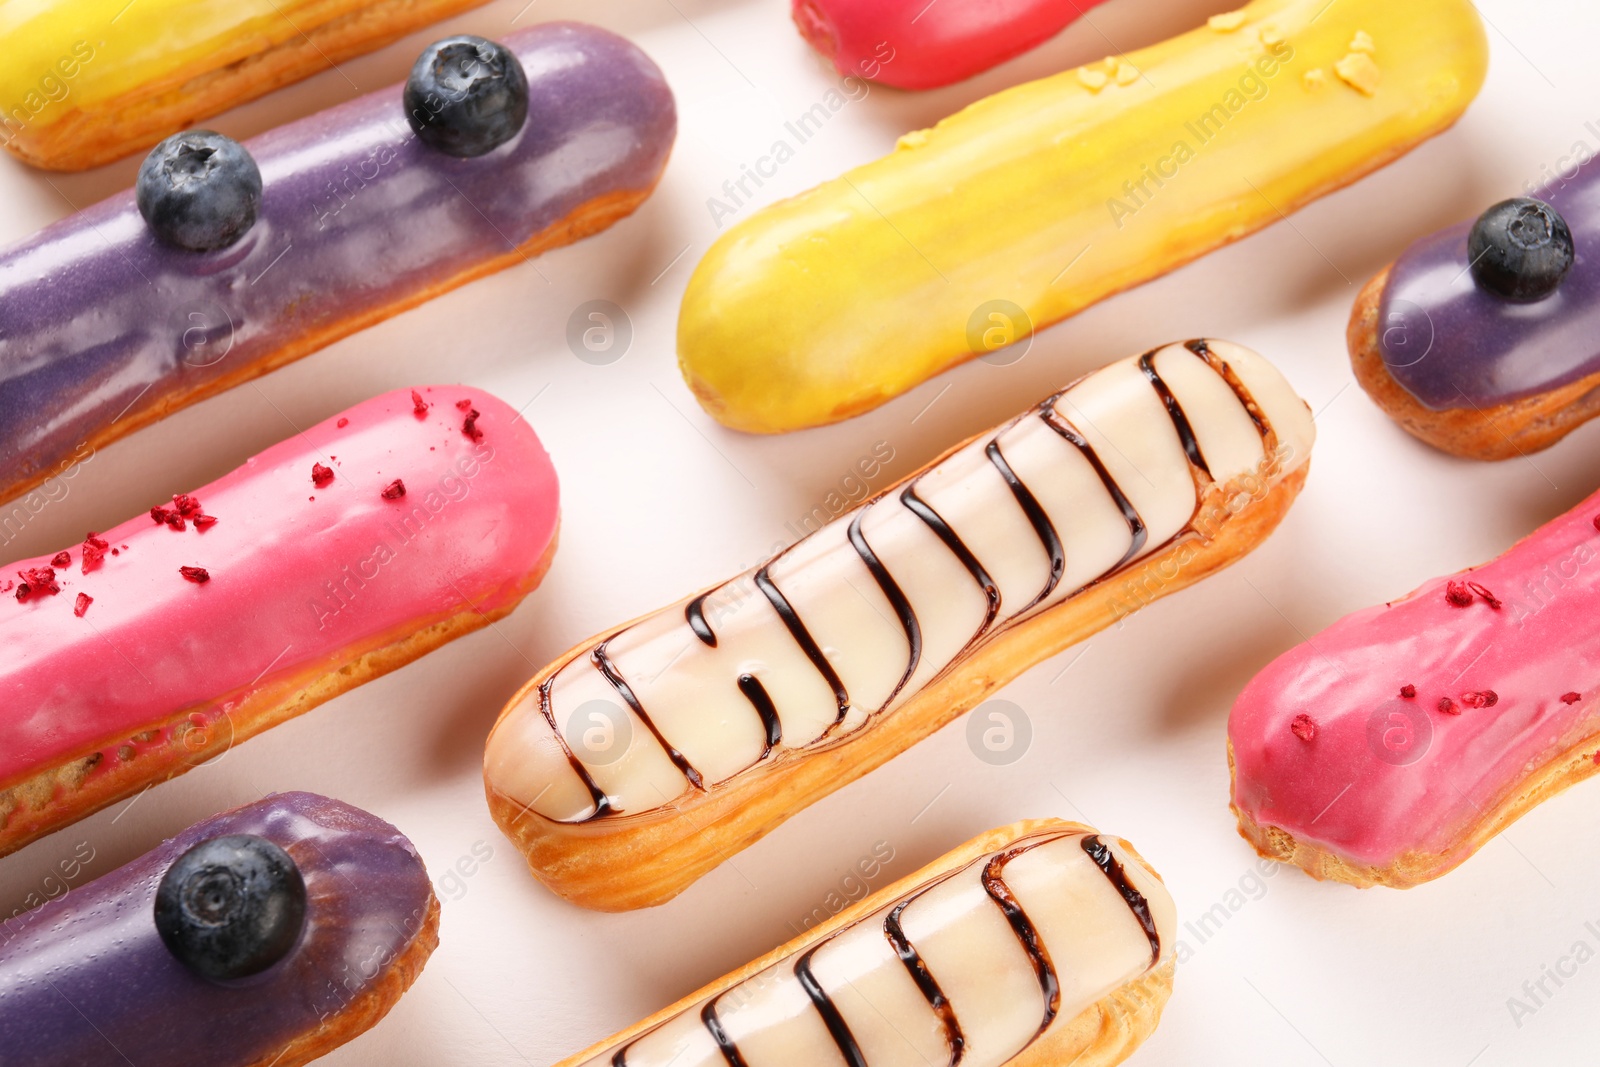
{"left": 847, "top": 510, "right": 922, "bottom": 706}
{"left": 700, "top": 997, "right": 748, "bottom": 1067}
{"left": 1082, "top": 835, "right": 1161, "bottom": 965}
{"left": 593, "top": 642, "right": 705, "bottom": 791}
{"left": 985, "top": 439, "right": 1065, "bottom": 610}
{"left": 884, "top": 894, "right": 966, "bottom": 1066}
{"left": 795, "top": 947, "right": 868, "bottom": 1067}
{"left": 1038, "top": 407, "right": 1148, "bottom": 570}
{"left": 1184, "top": 339, "right": 1273, "bottom": 442}
{"left": 982, "top": 847, "right": 1061, "bottom": 1040}
{"left": 538, "top": 678, "right": 612, "bottom": 817}
{"left": 1139, "top": 349, "right": 1210, "bottom": 475}
{"left": 900, "top": 484, "right": 1000, "bottom": 641}
{"left": 755, "top": 566, "right": 851, "bottom": 722}
{"left": 686, "top": 593, "right": 718, "bottom": 647}
{"left": 737, "top": 673, "right": 783, "bottom": 755}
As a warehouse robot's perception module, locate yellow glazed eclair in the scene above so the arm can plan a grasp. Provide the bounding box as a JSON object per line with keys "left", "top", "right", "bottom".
{"left": 0, "top": 0, "right": 494, "bottom": 170}
{"left": 678, "top": 0, "right": 1488, "bottom": 433}
{"left": 486, "top": 340, "right": 1315, "bottom": 909}
{"left": 554, "top": 820, "right": 1177, "bottom": 1067}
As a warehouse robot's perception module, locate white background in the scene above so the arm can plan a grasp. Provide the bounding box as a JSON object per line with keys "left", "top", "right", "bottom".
{"left": 3, "top": 0, "right": 1599, "bottom": 1064}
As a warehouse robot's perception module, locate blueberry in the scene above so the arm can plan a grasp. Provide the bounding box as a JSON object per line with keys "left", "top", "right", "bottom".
{"left": 404, "top": 35, "right": 529, "bottom": 157}
{"left": 136, "top": 131, "right": 263, "bottom": 252}
{"left": 1468, "top": 197, "right": 1575, "bottom": 303}
{"left": 154, "top": 834, "right": 306, "bottom": 981}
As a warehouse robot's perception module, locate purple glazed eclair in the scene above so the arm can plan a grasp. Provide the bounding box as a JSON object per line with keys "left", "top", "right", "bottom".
{"left": 0, "top": 22, "right": 675, "bottom": 506}
{"left": 1349, "top": 163, "right": 1600, "bottom": 460}
{"left": 0, "top": 792, "right": 439, "bottom": 1067}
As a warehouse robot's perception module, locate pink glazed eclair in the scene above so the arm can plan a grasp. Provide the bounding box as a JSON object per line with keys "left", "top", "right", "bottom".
{"left": 0, "top": 386, "right": 558, "bottom": 857}
{"left": 1230, "top": 489, "right": 1600, "bottom": 887}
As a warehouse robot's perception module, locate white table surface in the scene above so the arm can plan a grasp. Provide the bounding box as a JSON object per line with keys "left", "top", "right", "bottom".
{"left": 3, "top": 0, "right": 1598, "bottom": 1063}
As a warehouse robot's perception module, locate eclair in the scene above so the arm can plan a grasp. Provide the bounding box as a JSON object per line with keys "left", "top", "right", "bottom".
{"left": 0, "top": 792, "right": 439, "bottom": 1067}
{"left": 0, "top": 24, "right": 674, "bottom": 507}
{"left": 680, "top": 0, "right": 1486, "bottom": 433}
{"left": 0, "top": 386, "right": 559, "bottom": 858}
{"left": 487, "top": 339, "right": 1314, "bottom": 910}
{"left": 1230, "top": 489, "right": 1600, "bottom": 888}
{"left": 0, "top": 0, "right": 495, "bottom": 170}
{"left": 1349, "top": 176, "right": 1600, "bottom": 460}
{"left": 556, "top": 820, "right": 1175, "bottom": 1067}
{"left": 792, "top": 0, "right": 1111, "bottom": 89}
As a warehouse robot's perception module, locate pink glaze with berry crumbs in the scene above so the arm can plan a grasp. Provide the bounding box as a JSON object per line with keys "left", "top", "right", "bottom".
{"left": 0, "top": 387, "right": 558, "bottom": 791}
{"left": 1230, "top": 490, "right": 1600, "bottom": 870}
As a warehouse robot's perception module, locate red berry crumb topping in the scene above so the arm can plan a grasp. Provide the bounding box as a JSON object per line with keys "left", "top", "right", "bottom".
{"left": 1437, "top": 696, "right": 1460, "bottom": 715}
{"left": 1466, "top": 582, "right": 1502, "bottom": 610}
{"left": 193, "top": 514, "right": 218, "bottom": 530}
{"left": 171, "top": 494, "right": 202, "bottom": 518}
{"left": 1400, "top": 684, "right": 1416, "bottom": 699}
{"left": 15, "top": 567, "right": 60, "bottom": 601}
{"left": 82, "top": 533, "right": 109, "bottom": 574}
{"left": 1290, "top": 713, "right": 1317, "bottom": 742}
{"left": 150, "top": 506, "right": 172, "bottom": 525}
{"left": 455, "top": 398, "right": 473, "bottom": 411}
{"left": 1461, "top": 690, "right": 1499, "bottom": 709}
{"left": 1562, "top": 692, "right": 1583, "bottom": 705}
{"left": 50, "top": 550, "right": 70, "bottom": 568}
{"left": 1594, "top": 515, "right": 1600, "bottom": 532}
{"left": 74, "top": 593, "right": 92, "bottom": 618}
{"left": 411, "top": 390, "right": 429, "bottom": 419}
{"left": 462, "top": 408, "right": 483, "bottom": 442}
{"left": 312, "top": 462, "right": 334, "bottom": 488}
{"left": 1445, "top": 580, "right": 1474, "bottom": 607}
{"left": 337, "top": 417, "right": 349, "bottom": 428}
{"left": 381, "top": 479, "right": 406, "bottom": 500}
{"left": 179, "top": 566, "right": 210, "bottom": 584}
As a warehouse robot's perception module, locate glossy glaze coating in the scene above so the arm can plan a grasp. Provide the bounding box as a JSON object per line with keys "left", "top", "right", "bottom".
{"left": 0, "top": 386, "right": 558, "bottom": 794}
{"left": 681, "top": 0, "right": 1487, "bottom": 433}
{"left": 791, "top": 0, "right": 1112, "bottom": 90}
{"left": 0, "top": 22, "right": 674, "bottom": 499}
{"left": 1230, "top": 490, "right": 1600, "bottom": 869}
{"left": 0, "top": 792, "right": 435, "bottom": 1066}
{"left": 1379, "top": 164, "right": 1600, "bottom": 409}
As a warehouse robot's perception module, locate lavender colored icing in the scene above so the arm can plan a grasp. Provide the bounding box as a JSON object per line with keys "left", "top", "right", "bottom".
{"left": 0, "top": 792, "right": 434, "bottom": 1065}
{"left": 1379, "top": 164, "right": 1600, "bottom": 410}
{"left": 0, "top": 22, "right": 675, "bottom": 495}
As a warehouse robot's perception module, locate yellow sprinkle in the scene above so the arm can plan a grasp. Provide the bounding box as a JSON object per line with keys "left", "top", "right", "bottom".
{"left": 1302, "top": 68, "right": 1327, "bottom": 90}
{"left": 1208, "top": 10, "right": 1248, "bottom": 31}
{"left": 896, "top": 129, "right": 930, "bottom": 150}
{"left": 1259, "top": 26, "right": 1283, "bottom": 46}
{"left": 1115, "top": 61, "right": 1140, "bottom": 86}
{"left": 1102, "top": 55, "right": 1119, "bottom": 73}
{"left": 1349, "top": 30, "right": 1376, "bottom": 54}
{"left": 1077, "top": 67, "right": 1109, "bottom": 91}
{"left": 1335, "top": 52, "right": 1381, "bottom": 95}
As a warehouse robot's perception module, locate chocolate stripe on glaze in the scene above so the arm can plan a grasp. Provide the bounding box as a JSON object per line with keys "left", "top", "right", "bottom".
{"left": 900, "top": 484, "right": 1001, "bottom": 643}
{"left": 755, "top": 566, "right": 852, "bottom": 722}
{"left": 982, "top": 846, "right": 1061, "bottom": 1040}
{"left": 1038, "top": 407, "right": 1148, "bottom": 571}
{"left": 1139, "top": 350, "right": 1210, "bottom": 475}
{"left": 884, "top": 893, "right": 966, "bottom": 1067}
{"left": 795, "top": 946, "right": 869, "bottom": 1067}
{"left": 593, "top": 643, "right": 706, "bottom": 791}
{"left": 701, "top": 998, "right": 749, "bottom": 1067}
{"left": 985, "top": 439, "right": 1065, "bottom": 611}
{"left": 847, "top": 509, "right": 923, "bottom": 707}
{"left": 1081, "top": 836, "right": 1162, "bottom": 966}
{"left": 540, "top": 678, "right": 613, "bottom": 819}
{"left": 686, "top": 594, "right": 718, "bottom": 647}
{"left": 1184, "top": 339, "right": 1274, "bottom": 443}
{"left": 737, "top": 674, "right": 783, "bottom": 755}
{"left": 611, "top": 1046, "right": 630, "bottom": 1067}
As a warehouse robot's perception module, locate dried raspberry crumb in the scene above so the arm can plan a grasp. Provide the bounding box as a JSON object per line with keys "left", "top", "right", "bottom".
{"left": 50, "top": 550, "right": 70, "bottom": 568}
{"left": 462, "top": 408, "right": 483, "bottom": 442}
{"left": 193, "top": 514, "right": 218, "bottom": 531}
{"left": 1400, "top": 684, "right": 1417, "bottom": 699}
{"left": 1445, "top": 580, "right": 1474, "bottom": 607}
{"left": 111, "top": 549, "right": 120, "bottom": 556}
{"left": 1594, "top": 515, "right": 1600, "bottom": 532}
{"left": 381, "top": 479, "right": 406, "bottom": 500}
{"left": 81, "top": 541, "right": 105, "bottom": 573}
{"left": 166, "top": 514, "right": 186, "bottom": 531}
{"left": 337, "top": 417, "right": 349, "bottom": 428}
{"left": 1562, "top": 692, "right": 1582, "bottom": 705}
{"left": 1290, "top": 713, "right": 1317, "bottom": 742}
{"left": 15, "top": 567, "right": 60, "bottom": 601}
{"left": 74, "top": 593, "right": 92, "bottom": 618}
{"left": 411, "top": 390, "right": 429, "bottom": 418}
{"left": 1466, "top": 582, "right": 1502, "bottom": 610}
{"left": 150, "top": 506, "right": 172, "bottom": 525}
{"left": 1461, "top": 690, "right": 1499, "bottom": 709}
{"left": 312, "top": 463, "right": 334, "bottom": 488}
{"left": 1437, "top": 696, "right": 1460, "bottom": 715}
{"left": 179, "top": 566, "right": 210, "bottom": 584}
{"left": 455, "top": 398, "right": 473, "bottom": 411}
{"left": 171, "top": 494, "right": 202, "bottom": 518}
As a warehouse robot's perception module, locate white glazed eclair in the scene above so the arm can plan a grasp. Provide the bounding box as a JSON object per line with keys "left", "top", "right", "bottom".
{"left": 555, "top": 820, "right": 1176, "bottom": 1067}
{"left": 485, "top": 340, "right": 1315, "bottom": 910}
